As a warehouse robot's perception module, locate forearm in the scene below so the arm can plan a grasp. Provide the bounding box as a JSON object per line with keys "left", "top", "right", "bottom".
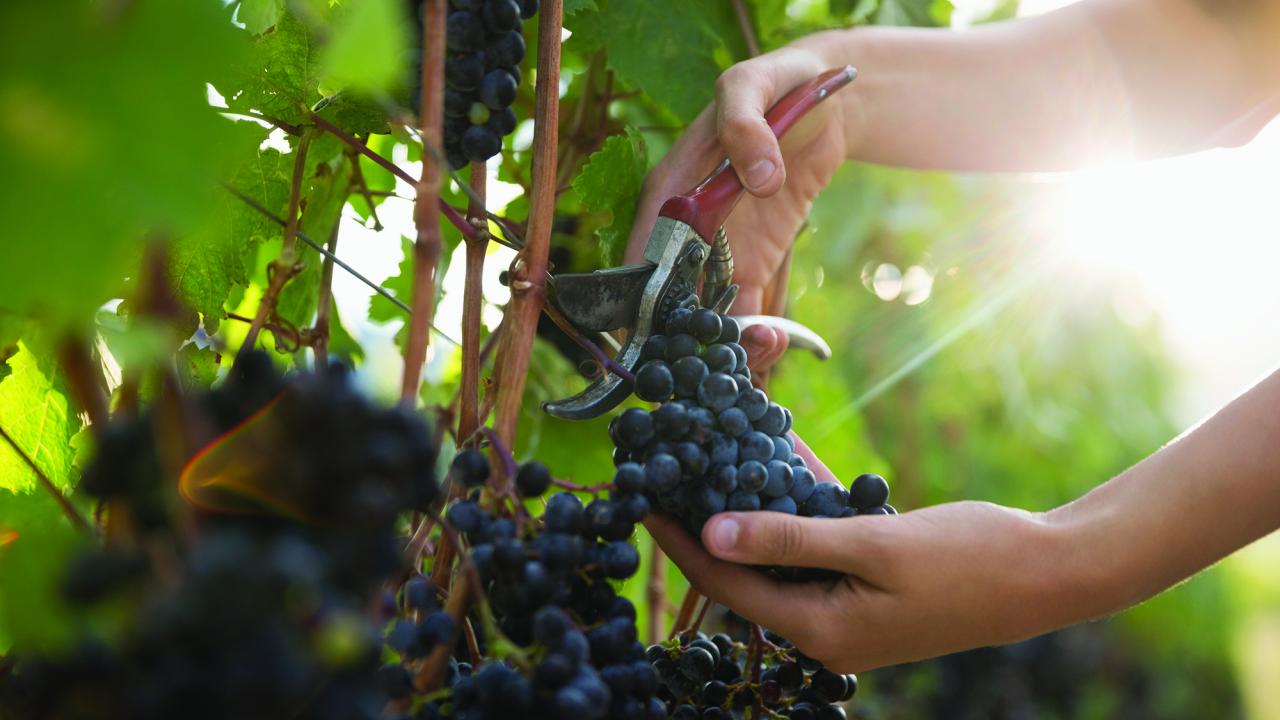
{"left": 1047, "top": 367, "right": 1280, "bottom": 623}
{"left": 805, "top": 0, "right": 1280, "bottom": 171}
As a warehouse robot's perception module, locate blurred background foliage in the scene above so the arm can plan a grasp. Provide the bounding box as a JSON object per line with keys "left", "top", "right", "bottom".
{"left": 0, "top": 0, "right": 1275, "bottom": 717}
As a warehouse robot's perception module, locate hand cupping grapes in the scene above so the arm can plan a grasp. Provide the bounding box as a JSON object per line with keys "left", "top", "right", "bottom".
{"left": 610, "top": 304, "right": 896, "bottom": 580}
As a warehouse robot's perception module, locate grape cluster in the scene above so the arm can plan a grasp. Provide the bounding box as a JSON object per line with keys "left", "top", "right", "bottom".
{"left": 440, "top": 0, "right": 538, "bottom": 169}
{"left": 375, "top": 448, "right": 661, "bottom": 720}
{"left": 610, "top": 305, "right": 895, "bottom": 580}
{"left": 647, "top": 631, "right": 856, "bottom": 719}
{"left": 1, "top": 354, "right": 441, "bottom": 719}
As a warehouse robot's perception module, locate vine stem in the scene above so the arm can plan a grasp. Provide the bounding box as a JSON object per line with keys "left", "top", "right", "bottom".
{"left": 308, "top": 112, "right": 479, "bottom": 242}
{"left": 688, "top": 595, "right": 713, "bottom": 636}
{"left": 312, "top": 220, "right": 340, "bottom": 371}
{"left": 731, "top": 0, "right": 761, "bottom": 57}
{"left": 489, "top": 0, "right": 564, "bottom": 486}
{"left": 647, "top": 541, "right": 667, "bottom": 644}
{"left": 549, "top": 477, "right": 614, "bottom": 494}
{"left": 239, "top": 130, "right": 313, "bottom": 361}
{"left": 400, "top": 0, "right": 448, "bottom": 405}
{"left": 58, "top": 337, "right": 109, "bottom": 434}
{"left": 0, "top": 423, "right": 91, "bottom": 533}
{"left": 458, "top": 162, "right": 488, "bottom": 442}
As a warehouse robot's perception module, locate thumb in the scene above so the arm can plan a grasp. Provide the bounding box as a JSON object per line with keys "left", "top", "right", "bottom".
{"left": 702, "top": 512, "right": 884, "bottom": 575}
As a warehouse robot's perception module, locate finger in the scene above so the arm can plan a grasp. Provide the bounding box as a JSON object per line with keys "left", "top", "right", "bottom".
{"left": 645, "top": 513, "right": 824, "bottom": 639}
{"left": 701, "top": 512, "right": 892, "bottom": 577}
{"left": 740, "top": 325, "right": 780, "bottom": 366}
{"left": 715, "top": 62, "right": 786, "bottom": 197}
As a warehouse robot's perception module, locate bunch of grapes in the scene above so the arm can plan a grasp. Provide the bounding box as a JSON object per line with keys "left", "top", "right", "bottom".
{"left": 610, "top": 304, "right": 895, "bottom": 580}
{"left": 1, "top": 355, "right": 441, "bottom": 719}
{"left": 647, "top": 630, "right": 856, "bottom": 720}
{"left": 375, "top": 449, "right": 662, "bottom": 720}
{"left": 437, "top": 0, "right": 538, "bottom": 169}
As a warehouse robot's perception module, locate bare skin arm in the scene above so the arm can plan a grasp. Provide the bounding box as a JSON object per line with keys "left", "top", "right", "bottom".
{"left": 648, "top": 367, "right": 1280, "bottom": 672}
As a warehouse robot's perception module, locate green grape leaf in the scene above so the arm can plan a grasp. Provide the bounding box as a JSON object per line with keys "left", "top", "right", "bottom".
{"left": 0, "top": 343, "right": 80, "bottom": 494}
{"left": 170, "top": 145, "right": 293, "bottom": 333}
{"left": 0, "top": 312, "right": 24, "bottom": 385}
{"left": 276, "top": 156, "right": 354, "bottom": 331}
{"left": 565, "top": 0, "right": 598, "bottom": 13}
{"left": 239, "top": 0, "right": 286, "bottom": 34}
{"left": 369, "top": 234, "right": 459, "bottom": 352}
{"left": 0, "top": 0, "right": 250, "bottom": 325}
{"left": 744, "top": 0, "right": 788, "bottom": 49}
{"left": 321, "top": 0, "right": 410, "bottom": 94}
{"left": 0, "top": 487, "right": 87, "bottom": 654}
{"left": 326, "top": 302, "right": 365, "bottom": 364}
{"left": 570, "top": 0, "right": 740, "bottom": 122}
{"left": 572, "top": 128, "right": 648, "bottom": 267}
{"left": 176, "top": 344, "right": 223, "bottom": 393}
{"left": 220, "top": 11, "right": 322, "bottom": 127}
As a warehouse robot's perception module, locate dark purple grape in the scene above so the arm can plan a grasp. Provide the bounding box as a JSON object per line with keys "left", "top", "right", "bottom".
{"left": 486, "top": 30, "right": 526, "bottom": 66}
{"left": 635, "top": 360, "right": 675, "bottom": 402}
{"left": 460, "top": 124, "right": 501, "bottom": 161}
{"left": 446, "top": 11, "right": 485, "bottom": 52}
{"left": 848, "top": 472, "right": 890, "bottom": 510}
{"left": 479, "top": 69, "right": 518, "bottom": 108}
{"left": 516, "top": 461, "right": 551, "bottom": 497}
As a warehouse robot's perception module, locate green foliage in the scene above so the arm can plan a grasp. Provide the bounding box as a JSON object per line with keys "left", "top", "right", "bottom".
{"left": 0, "top": 342, "right": 81, "bottom": 494}
{"left": 0, "top": 0, "right": 251, "bottom": 325}
{"left": 220, "top": 11, "right": 322, "bottom": 126}
{"left": 321, "top": 0, "right": 411, "bottom": 94}
{"left": 170, "top": 142, "right": 293, "bottom": 333}
{"left": 569, "top": 1, "right": 745, "bottom": 122}
{"left": 238, "top": 0, "right": 286, "bottom": 35}
{"left": 573, "top": 127, "right": 649, "bottom": 267}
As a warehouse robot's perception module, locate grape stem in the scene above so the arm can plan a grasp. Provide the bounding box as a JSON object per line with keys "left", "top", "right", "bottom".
{"left": 346, "top": 137, "right": 385, "bottom": 231}
{"left": 487, "top": 0, "right": 564, "bottom": 485}
{"left": 688, "top": 594, "right": 713, "bottom": 636}
{"left": 749, "top": 623, "right": 765, "bottom": 720}
{"left": 542, "top": 303, "right": 636, "bottom": 384}
{"left": 549, "top": 477, "right": 615, "bottom": 494}
{"left": 57, "top": 336, "right": 109, "bottom": 436}
{"left": 0, "top": 423, "right": 92, "bottom": 534}
{"left": 399, "top": 0, "right": 448, "bottom": 405}
{"left": 731, "top": 0, "right": 762, "bottom": 58}
{"left": 458, "top": 162, "right": 488, "bottom": 444}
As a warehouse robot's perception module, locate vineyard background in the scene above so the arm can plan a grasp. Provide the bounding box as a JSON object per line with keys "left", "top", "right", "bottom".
{"left": 2, "top": 0, "right": 1279, "bottom": 718}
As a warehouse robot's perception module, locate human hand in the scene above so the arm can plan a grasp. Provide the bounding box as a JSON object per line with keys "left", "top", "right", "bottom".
{"left": 624, "top": 40, "right": 852, "bottom": 315}
{"left": 647, "top": 500, "right": 1068, "bottom": 673}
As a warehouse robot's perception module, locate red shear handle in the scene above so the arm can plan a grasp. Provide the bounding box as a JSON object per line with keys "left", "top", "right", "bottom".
{"left": 657, "top": 66, "right": 857, "bottom": 241}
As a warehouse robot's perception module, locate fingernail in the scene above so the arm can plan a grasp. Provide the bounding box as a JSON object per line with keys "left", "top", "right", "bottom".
{"left": 709, "top": 517, "right": 740, "bottom": 553}
{"left": 744, "top": 159, "right": 775, "bottom": 190}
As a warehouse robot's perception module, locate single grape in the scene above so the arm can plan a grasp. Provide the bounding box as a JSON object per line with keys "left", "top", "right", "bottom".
{"left": 614, "top": 408, "right": 655, "bottom": 451}
{"left": 446, "top": 52, "right": 485, "bottom": 90}
{"left": 645, "top": 453, "right": 682, "bottom": 494}
{"left": 487, "top": 106, "right": 517, "bottom": 136}
{"left": 738, "top": 431, "right": 774, "bottom": 464}
{"left": 717, "top": 315, "right": 741, "bottom": 344}
{"left": 736, "top": 388, "right": 768, "bottom": 421}
{"left": 479, "top": 69, "right": 518, "bottom": 108}
{"left": 614, "top": 462, "right": 646, "bottom": 494}
{"left": 652, "top": 402, "right": 690, "bottom": 439}
{"left": 737, "top": 460, "right": 767, "bottom": 493}
{"left": 665, "top": 333, "right": 701, "bottom": 362}
{"left": 635, "top": 360, "right": 675, "bottom": 402}
{"left": 486, "top": 30, "right": 526, "bottom": 66}
{"left": 755, "top": 402, "right": 786, "bottom": 435}
{"left": 671, "top": 356, "right": 709, "bottom": 398}
{"left": 701, "top": 343, "right": 737, "bottom": 375}
{"left": 482, "top": 0, "right": 522, "bottom": 31}
{"left": 848, "top": 472, "right": 890, "bottom": 510}
{"left": 689, "top": 309, "right": 723, "bottom": 344}
{"left": 718, "top": 407, "right": 749, "bottom": 437}
{"left": 696, "top": 372, "right": 738, "bottom": 413}
{"left": 460, "top": 125, "right": 501, "bottom": 162}
{"left": 664, "top": 307, "right": 693, "bottom": 335}
{"left": 446, "top": 11, "right": 485, "bottom": 52}
{"left": 544, "top": 492, "right": 586, "bottom": 534}
{"left": 762, "top": 460, "right": 794, "bottom": 498}
{"left": 707, "top": 464, "right": 738, "bottom": 494}
{"left": 640, "top": 335, "right": 668, "bottom": 363}
{"left": 789, "top": 467, "right": 816, "bottom": 504}
{"left": 516, "top": 461, "right": 552, "bottom": 497}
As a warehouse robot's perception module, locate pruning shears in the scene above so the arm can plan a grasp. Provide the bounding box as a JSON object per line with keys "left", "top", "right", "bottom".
{"left": 544, "top": 66, "right": 856, "bottom": 420}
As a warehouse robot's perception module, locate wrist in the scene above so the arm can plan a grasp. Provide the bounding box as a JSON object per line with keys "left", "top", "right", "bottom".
{"left": 1040, "top": 501, "right": 1131, "bottom": 625}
